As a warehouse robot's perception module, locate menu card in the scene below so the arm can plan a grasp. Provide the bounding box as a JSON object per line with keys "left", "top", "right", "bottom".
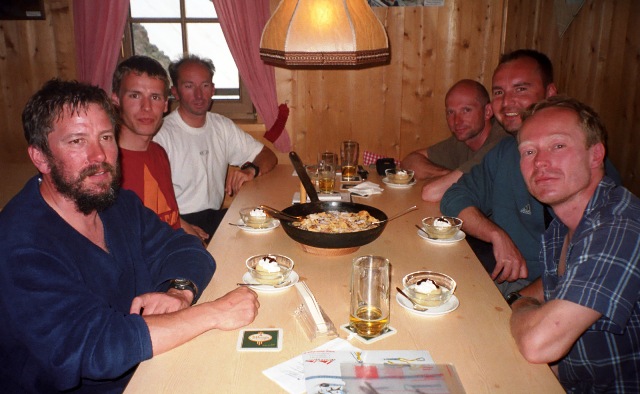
{"left": 303, "top": 349, "right": 447, "bottom": 393}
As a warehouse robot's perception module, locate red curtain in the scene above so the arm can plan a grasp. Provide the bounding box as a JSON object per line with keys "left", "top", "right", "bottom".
{"left": 211, "top": 0, "right": 291, "bottom": 152}
{"left": 73, "top": 0, "right": 130, "bottom": 94}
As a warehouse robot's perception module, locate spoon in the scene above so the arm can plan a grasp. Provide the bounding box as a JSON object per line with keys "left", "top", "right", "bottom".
{"left": 396, "top": 287, "right": 429, "bottom": 312}
{"left": 377, "top": 205, "right": 418, "bottom": 225}
{"left": 258, "top": 205, "right": 304, "bottom": 222}
{"left": 415, "top": 224, "right": 432, "bottom": 238}
{"left": 364, "top": 205, "right": 418, "bottom": 229}
{"left": 237, "top": 279, "right": 292, "bottom": 288}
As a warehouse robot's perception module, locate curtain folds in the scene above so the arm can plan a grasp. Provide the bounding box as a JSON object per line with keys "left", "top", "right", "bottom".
{"left": 73, "top": 0, "right": 130, "bottom": 94}
{"left": 211, "top": 0, "right": 291, "bottom": 152}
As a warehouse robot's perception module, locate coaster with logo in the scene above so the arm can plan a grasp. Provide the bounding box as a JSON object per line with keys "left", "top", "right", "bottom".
{"left": 237, "top": 328, "right": 283, "bottom": 352}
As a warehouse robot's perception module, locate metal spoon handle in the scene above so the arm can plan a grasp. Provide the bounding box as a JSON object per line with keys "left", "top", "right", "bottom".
{"left": 259, "top": 205, "right": 301, "bottom": 222}
{"left": 396, "top": 286, "right": 428, "bottom": 311}
{"left": 379, "top": 205, "right": 418, "bottom": 224}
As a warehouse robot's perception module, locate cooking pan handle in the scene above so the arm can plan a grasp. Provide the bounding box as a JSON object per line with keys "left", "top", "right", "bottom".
{"left": 289, "top": 151, "right": 320, "bottom": 203}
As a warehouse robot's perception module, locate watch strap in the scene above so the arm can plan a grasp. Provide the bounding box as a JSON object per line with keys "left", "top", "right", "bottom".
{"left": 506, "top": 291, "right": 523, "bottom": 306}
{"left": 241, "top": 161, "right": 259, "bottom": 178}
{"left": 169, "top": 278, "right": 198, "bottom": 305}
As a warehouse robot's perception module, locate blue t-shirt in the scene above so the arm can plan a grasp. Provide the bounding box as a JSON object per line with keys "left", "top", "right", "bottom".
{"left": 0, "top": 177, "right": 215, "bottom": 393}
{"left": 542, "top": 178, "right": 640, "bottom": 392}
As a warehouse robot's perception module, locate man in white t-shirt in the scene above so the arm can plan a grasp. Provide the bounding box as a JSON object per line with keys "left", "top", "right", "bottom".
{"left": 154, "top": 55, "right": 277, "bottom": 240}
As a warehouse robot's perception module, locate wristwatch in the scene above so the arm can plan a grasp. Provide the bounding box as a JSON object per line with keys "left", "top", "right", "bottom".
{"left": 240, "top": 161, "right": 260, "bottom": 178}
{"left": 169, "top": 278, "right": 198, "bottom": 304}
{"left": 506, "top": 291, "right": 523, "bottom": 306}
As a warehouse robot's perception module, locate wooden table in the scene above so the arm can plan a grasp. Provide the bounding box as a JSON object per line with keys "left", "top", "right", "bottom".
{"left": 125, "top": 165, "right": 563, "bottom": 393}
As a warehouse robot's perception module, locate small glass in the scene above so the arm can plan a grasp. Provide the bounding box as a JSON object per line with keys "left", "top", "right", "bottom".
{"left": 340, "top": 141, "right": 359, "bottom": 181}
{"left": 349, "top": 255, "right": 390, "bottom": 338}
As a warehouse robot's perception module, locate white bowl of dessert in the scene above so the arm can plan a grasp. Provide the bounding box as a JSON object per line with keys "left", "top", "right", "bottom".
{"left": 403, "top": 271, "right": 456, "bottom": 307}
{"left": 245, "top": 254, "right": 294, "bottom": 285}
{"left": 421, "top": 216, "right": 463, "bottom": 239}
{"left": 385, "top": 168, "right": 415, "bottom": 184}
{"left": 240, "top": 207, "right": 274, "bottom": 229}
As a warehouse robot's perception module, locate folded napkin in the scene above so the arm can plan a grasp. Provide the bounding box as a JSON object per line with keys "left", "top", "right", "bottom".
{"left": 348, "top": 181, "right": 383, "bottom": 197}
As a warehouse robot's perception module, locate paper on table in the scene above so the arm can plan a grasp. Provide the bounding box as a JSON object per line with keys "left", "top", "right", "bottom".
{"left": 262, "top": 338, "right": 360, "bottom": 394}
{"left": 348, "top": 181, "right": 383, "bottom": 197}
{"left": 303, "top": 349, "right": 435, "bottom": 394}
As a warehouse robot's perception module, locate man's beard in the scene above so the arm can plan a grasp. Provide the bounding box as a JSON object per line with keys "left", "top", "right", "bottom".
{"left": 49, "top": 159, "right": 121, "bottom": 215}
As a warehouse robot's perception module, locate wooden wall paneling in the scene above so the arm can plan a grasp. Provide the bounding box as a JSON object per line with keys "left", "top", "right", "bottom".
{"left": 502, "top": 0, "right": 640, "bottom": 195}
{"left": 376, "top": 7, "right": 404, "bottom": 161}
{"left": 611, "top": 0, "right": 640, "bottom": 188}
{"left": 398, "top": 6, "right": 439, "bottom": 162}
{"left": 0, "top": 0, "right": 74, "bottom": 164}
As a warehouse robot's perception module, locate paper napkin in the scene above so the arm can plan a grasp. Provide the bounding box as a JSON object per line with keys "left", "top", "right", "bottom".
{"left": 348, "top": 181, "right": 383, "bottom": 197}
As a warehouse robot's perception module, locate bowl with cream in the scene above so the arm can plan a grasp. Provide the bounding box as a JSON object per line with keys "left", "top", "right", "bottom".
{"left": 402, "top": 271, "right": 456, "bottom": 307}
{"left": 245, "top": 254, "right": 294, "bottom": 285}
{"left": 240, "top": 207, "right": 274, "bottom": 229}
{"left": 385, "top": 168, "right": 415, "bottom": 184}
{"left": 421, "top": 216, "right": 463, "bottom": 239}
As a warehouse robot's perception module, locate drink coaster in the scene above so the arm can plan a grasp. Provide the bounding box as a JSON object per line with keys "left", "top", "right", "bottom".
{"left": 339, "top": 324, "right": 397, "bottom": 344}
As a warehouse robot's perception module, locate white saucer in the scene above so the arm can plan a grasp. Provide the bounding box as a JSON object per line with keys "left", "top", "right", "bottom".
{"left": 417, "top": 229, "right": 465, "bottom": 244}
{"left": 382, "top": 177, "right": 416, "bottom": 189}
{"left": 236, "top": 218, "right": 280, "bottom": 233}
{"left": 241, "top": 271, "right": 299, "bottom": 292}
{"left": 395, "top": 293, "right": 459, "bottom": 316}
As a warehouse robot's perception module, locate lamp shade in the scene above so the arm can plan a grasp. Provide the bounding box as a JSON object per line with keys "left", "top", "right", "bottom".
{"left": 260, "top": 0, "right": 390, "bottom": 66}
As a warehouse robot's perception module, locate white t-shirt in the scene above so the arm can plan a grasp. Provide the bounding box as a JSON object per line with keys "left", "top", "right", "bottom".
{"left": 154, "top": 110, "right": 264, "bottom": 213}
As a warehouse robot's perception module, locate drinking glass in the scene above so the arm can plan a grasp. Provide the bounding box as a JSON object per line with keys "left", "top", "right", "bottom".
{"left": 340, "top": 141, "right": 359, "bottom": 181}
{"left": 318, "top": 152, "right": 337, "bottom": 194}
{"left": 349, "top": 255, "right": 390, "bottom": 338}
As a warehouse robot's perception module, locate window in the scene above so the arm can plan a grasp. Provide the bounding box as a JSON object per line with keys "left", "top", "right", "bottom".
{"left": 122, "top": 0, "right": 256, "bottom": 120}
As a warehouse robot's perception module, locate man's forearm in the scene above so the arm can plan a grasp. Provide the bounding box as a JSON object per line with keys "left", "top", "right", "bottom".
{"left": 456, "top": 206, "right": 502, "bottom": 243}
{"left": 422, "top": 170, "right": 463, "bottom": 202}
{"left": 402, "top": 151, "right": 450, "bottom": 180}
{"left": 253, "top": 147, "right": 278, "bottom": 176}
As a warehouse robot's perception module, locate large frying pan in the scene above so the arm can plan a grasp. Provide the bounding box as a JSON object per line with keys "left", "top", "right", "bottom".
{"left": 278, "top": 152, "right": 389, "bottom": 251}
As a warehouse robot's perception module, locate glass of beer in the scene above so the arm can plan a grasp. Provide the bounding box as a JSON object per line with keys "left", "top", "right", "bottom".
{"left": 349, "top": 255, "right": 390, "bottom": 338}
{"left": 340, "top": 141, "right": 359, "bottom": 181}
{"left": 318, "top": 152, "right": 337, "bottom": 194}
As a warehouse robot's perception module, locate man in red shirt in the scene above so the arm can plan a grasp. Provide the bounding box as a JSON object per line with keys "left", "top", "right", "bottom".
{"left": 112, "top": 56, "right": 207, "bottom": 241}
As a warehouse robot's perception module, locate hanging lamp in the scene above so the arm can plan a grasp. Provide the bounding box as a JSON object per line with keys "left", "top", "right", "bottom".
{"left": 259, "top": 0, "right": 390, "bottom": 67}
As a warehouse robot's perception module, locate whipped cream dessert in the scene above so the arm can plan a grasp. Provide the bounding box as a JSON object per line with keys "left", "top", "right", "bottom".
{"left": 250, "top": 208, "right": 267, "bottom": 219}
{"left": 434, "top": 217, "right": 452, "bottom": 228}
{"left": 413, "top": 278, "right": 442, "bottom": 295}
{"left": 256, "top": 256, "right": 280, "bottom": 273}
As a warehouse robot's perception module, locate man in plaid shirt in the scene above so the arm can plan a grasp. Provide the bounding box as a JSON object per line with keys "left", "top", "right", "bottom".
{"left": 509, "top": 96, "right": 640, "bottom": 392}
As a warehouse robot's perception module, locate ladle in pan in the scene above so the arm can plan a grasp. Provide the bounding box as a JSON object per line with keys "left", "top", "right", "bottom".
{"left": 369, "top": 205, "right": 418, "bottom": 227}
{"left": 259, "top": 205, "right": 304, "bottom": 222}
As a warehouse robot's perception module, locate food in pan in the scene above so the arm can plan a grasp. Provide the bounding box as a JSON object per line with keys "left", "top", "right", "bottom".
{"left": 292, "top": 210, "right": 380, "bottom": 233}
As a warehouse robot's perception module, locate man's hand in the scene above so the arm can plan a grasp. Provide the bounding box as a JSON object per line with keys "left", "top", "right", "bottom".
{"left": 206, "top": 287, "right": 260, "bottom": 331}
{"left": 454, "top": 206, "right": 528, "bottom": 283}
{"left": 180, "top": 219, "right": 209, "bottom": 242}
{"left": 490, "top": 232, "right": 528, "bottom": 282}
{"left": 130, "top": 289, "right": 193, "bottom": 315}
{"left": 225, "top": 168, "right": 254, "bottom": 197}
